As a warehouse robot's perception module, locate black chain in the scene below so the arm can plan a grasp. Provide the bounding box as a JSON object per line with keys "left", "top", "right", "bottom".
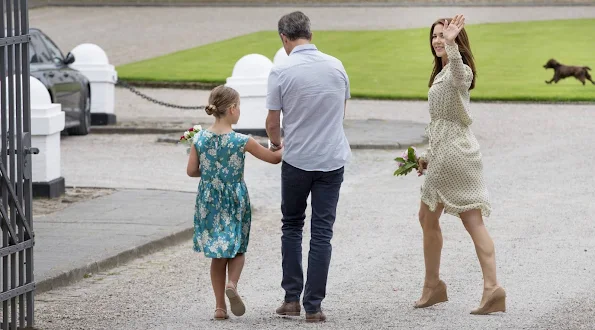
{"left": 116, "top": 80, "right": 206, "bottom": 110}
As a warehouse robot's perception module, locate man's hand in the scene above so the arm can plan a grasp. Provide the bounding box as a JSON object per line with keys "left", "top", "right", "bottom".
{"left": 268, "top": 140, "right": 283, "bottom": 151}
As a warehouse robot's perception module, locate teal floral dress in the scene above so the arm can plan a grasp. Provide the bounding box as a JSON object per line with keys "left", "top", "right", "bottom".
{"left": 192, "top": 130, "right": 252, "bottom": 259}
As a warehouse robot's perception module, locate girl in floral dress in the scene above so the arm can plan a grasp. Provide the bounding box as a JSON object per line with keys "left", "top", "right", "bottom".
{"left": 186, "top": 85, "right": 283, "bottom": 320}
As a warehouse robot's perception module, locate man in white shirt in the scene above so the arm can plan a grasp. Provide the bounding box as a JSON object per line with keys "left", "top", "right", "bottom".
{"left": 266, "top": 10, "right": 351, "bottom": 323}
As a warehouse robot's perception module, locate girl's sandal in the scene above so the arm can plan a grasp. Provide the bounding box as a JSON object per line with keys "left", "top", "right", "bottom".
{"left": 214, "top": 308, "right": 229, "bottom": 320}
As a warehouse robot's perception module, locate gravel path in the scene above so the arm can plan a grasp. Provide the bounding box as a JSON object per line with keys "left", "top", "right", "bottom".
{"left": 33, "top": 98, "right": 595, "bottom": 329}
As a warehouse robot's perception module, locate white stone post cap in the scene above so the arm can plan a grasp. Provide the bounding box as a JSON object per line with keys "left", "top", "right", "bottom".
{"left": 230, "top": 54, "right": 273, "bottom": 79}
{"left": 273, "top": 47, "right": 289, "bottom": 65}
{"left": 70, "top": 43, "right": 110, "bottom": 66}
{"left": 30, "top": 75, "right": 52, "bottom": 106}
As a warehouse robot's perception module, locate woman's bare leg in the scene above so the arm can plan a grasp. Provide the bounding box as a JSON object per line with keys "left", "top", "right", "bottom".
{"left": 416, "top": 201, "right": 445, "bottom": 305}
{"left": 460, "top": 209, "right": 501, "bottom": 305}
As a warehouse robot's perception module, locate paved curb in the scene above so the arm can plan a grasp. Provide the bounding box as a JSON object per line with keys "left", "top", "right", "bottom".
{"left": 90, "top": 125, "right": 430, "bottom": 150}
{"left": 349, "top": 142, "right": 428, "bottom": 149}
{"left": 36, "top": 226, "right": 194, "bottom": 294}
{"left": 154, "top": 135, "right": 427, "bottom": 149}
{"left": 155, "top": 135, "right": 271, "bottom": 148}
{"left": 91, "top": 126, "right": 184, "bottom": 135}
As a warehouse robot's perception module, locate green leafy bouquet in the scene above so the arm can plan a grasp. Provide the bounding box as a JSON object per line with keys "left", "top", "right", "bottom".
{"left": 393, "top": 146, "right": 420, "bottom": 176}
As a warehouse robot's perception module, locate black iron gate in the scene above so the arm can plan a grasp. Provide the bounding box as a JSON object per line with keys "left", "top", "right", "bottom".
{"left": 0, "top": 0, "right": 35, "bottom": 329}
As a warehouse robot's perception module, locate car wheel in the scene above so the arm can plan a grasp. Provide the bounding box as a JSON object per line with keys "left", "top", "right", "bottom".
{"left": 68, "top": 88, "right": 91, "bottom": 136}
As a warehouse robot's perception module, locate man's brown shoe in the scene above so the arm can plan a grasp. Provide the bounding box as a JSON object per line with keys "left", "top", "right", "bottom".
{"left": 306, "top": 311, "right": 326, "bottom": 323}
{"left": 275, "top": 301, "right": 301, "bottom": 316}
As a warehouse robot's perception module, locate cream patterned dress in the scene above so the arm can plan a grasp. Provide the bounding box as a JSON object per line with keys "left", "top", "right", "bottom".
{"left": 419, "top": 42, "right": 491, "bottom": 218}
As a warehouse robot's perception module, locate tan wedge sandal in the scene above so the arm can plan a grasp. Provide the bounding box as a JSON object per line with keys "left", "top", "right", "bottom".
{"left": 414, "top": 280, "right": 448, "bottom": 308}
{"left": 470, "top": 287, "right": 506, "bottom": 315}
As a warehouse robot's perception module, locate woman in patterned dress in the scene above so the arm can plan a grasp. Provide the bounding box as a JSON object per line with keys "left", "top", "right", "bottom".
{"left": 186, "top": 86, "right": 283, "bottom": 320}
{"left": 414, "top": 15, "right": 506, "bottom": 315}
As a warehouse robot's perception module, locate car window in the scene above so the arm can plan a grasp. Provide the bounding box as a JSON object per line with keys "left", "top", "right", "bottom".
{"left": 37, "top": 32, "right": 63, "bottom": 62}
{"left": 30, "top": 33, "right": 52, "bottom": 63}
{"left": 29, "top": 42, "right": 40, "bottom": 64}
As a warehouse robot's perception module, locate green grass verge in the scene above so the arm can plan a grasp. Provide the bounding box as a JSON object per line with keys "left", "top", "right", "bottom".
{"left": 117, "top": 19, "right": 595, "bottom": 102}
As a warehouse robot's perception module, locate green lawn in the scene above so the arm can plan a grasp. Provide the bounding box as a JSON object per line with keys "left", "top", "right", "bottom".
{"left": 117, "top": 19, "right": 595, "bottom": 102}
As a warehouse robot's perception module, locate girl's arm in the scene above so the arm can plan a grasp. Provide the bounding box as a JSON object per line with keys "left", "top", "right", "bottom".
{"left": 245, "top": 137, "right": 282, "bottom": 164}
{"left": 186, "top": 145, "right": 201, "bottom": 177}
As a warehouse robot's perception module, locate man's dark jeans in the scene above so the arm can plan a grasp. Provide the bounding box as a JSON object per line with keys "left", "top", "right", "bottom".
{"left": 280, "top": 161, "right": 344, "bottom": 314}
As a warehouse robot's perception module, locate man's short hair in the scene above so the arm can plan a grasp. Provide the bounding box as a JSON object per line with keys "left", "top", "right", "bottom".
{"left": 278, "top": 11, "right": 312, "bottom": 41}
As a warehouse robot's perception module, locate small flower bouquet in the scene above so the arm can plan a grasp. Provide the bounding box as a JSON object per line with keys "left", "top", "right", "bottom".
{"left": 393, "top": 146, "right": 420, "bottom": 176}
{"left": 179, "top": 125, "right": 202, "bottom": 154}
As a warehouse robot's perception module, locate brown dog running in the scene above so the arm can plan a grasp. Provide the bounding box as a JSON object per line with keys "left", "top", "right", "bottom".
{"left": 543, "top": 59, "right": 594, "bottom": 85}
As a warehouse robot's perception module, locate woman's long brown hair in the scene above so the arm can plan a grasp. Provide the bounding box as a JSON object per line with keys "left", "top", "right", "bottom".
{"left": 428, "top": 18, "right": 477, "bottom": 90}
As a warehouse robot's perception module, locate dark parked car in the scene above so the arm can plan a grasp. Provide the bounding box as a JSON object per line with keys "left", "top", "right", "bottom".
{"left": 29, "top": 28, "right": 91, "bottom": 135}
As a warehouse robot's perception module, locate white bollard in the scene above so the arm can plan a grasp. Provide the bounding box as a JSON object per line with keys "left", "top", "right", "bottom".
{"left": 273, "top": 47, "right": 289, "bottom": 66}
{"left": 31, "top": 76, "right": 66, "bottom": 198}
{"left": 271, "top": 48, "right": 287, "bottom": 130}
{"left": 225, "top": 54, "right": 273, "bottom": 136}
{"left": 70, "top": 43, "right": 118, "bottom": 125}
